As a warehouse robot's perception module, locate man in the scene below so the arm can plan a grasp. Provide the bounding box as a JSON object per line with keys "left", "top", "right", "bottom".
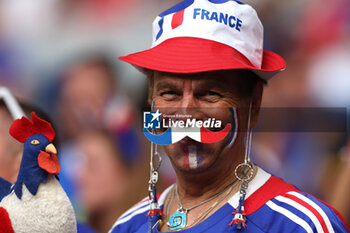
{"left": 110, "top": 0, "right": 349, "bottom": 232}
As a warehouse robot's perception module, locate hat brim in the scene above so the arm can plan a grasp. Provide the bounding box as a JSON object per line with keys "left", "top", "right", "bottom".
{"left": 119, "top": 37, "right": 286, "bottom": 81}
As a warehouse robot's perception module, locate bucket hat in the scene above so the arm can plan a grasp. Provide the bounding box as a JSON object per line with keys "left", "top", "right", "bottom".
{"left": 120, "top": 0, "right": 286, "bottom": 80}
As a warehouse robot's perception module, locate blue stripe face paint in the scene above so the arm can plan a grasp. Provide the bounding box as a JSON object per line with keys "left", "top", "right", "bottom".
{"left": 226, "top": 107, "right": 238, "bottom": 148}
{"left": 151, "top": 101, "right": 155, "bottom": 111}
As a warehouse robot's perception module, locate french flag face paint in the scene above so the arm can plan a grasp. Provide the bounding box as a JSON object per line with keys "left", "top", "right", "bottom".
{"left": 143, "top": 107, "right": 238, "bottom": 146}
{"left": 183, "top": 145, "right": 202, "bottom": 169}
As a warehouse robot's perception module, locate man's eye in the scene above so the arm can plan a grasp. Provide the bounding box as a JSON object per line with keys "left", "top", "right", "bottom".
{"left": 160, "top": 91, "right": 179, "bottom": 99}
{"left": 160, "top": 91, "right": 176, "bottom": 95}
{"left": 201, "top": 91, "right": 222, "bottom": 102}
{"left": 206, "top": 91, "right": 221, "bottom": 96}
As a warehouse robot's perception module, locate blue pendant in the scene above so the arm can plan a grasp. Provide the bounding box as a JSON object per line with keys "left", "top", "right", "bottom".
{"left": 168, "top": 209, "right": 187, "bottom": 230}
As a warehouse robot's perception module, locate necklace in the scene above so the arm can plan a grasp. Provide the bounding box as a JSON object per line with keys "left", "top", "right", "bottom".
{"left": 167, "top": 180, "right": 238, "bottom": 231}
{"left": 185, "top": 182, "right": 234, "bottom": 229}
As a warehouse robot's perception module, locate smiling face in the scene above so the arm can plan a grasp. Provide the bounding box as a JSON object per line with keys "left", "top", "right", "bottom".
{"left": 150, "top": 70, "right": 263, "bottom": 174}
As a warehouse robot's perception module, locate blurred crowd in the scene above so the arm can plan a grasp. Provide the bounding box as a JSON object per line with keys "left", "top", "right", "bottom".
{"left": 0, "top": 0, "right": 349, "bottom": 231}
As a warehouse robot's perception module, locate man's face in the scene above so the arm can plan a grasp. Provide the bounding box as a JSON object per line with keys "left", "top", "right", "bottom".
{"left": 151, "top": 70, "right": 253, "bottom": 173}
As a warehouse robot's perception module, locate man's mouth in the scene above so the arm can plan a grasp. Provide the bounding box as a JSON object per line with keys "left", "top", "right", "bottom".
{"left": 178, "top": 137, "right": 201, "bottom": 148}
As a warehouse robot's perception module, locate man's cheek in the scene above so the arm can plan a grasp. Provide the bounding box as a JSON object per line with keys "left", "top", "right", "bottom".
{"left": 162, "top": 144, "right": 181, "bottom": 158}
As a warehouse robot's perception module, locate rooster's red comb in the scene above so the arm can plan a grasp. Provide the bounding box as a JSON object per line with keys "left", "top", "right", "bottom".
{"left": 9, "top": 112, "right": 55, "bottom": 143}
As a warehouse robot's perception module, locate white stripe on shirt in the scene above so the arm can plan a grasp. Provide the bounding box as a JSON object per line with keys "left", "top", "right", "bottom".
{"left": 275, "top": 195, "right": 324, "bottom": 233}
{"left": 287, "top": 191, "right": 334, "bottom": 233}
{"left": 266, "top": 200, "right": 314, "bottom": 233}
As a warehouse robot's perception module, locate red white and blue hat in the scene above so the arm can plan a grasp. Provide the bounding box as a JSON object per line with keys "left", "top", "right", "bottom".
{"left": 119, "top": 0, "right": 286, "bottom": 81}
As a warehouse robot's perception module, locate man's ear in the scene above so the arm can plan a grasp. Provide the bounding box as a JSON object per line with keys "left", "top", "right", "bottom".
{"left": 250, "top": 82, "right": 264, "bottom": 129}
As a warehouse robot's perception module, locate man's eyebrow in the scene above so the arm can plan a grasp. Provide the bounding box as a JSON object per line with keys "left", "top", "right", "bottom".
{"left": 155, "top": 81, "right": 179, "bottom": 91}
{"left": 196, "top": 80, "right": 227, "bottom": 91}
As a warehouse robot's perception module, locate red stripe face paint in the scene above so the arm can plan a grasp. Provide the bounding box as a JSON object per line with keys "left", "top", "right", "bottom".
{"left": 183, "top": 146, "right": 190, "bottom": 169}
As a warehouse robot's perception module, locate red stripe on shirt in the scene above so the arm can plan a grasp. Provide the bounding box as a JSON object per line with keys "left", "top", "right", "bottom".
{"left": 299, "top": 191, "right": 350, "bottom": 232}
{"left": 284, "top": 193, "right": 329, "bottom": 233}
{"left": 244, "top": 176, "right": 299, "bottom": 215}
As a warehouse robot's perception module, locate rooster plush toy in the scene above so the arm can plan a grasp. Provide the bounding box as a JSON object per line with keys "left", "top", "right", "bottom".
{"left": 0, "top": 112, "right": 77, "bottom": 233}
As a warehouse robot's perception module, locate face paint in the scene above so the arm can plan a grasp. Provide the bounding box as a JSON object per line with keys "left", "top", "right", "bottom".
{"left": 143, "top": 123, "right": 231, "bottom": 145}
{"left": 183, "top": 145, "right": 202, "bottom": 169}
{"left": 226, "top": 107, "right": 239, "bottom": 148}
{"left": 151, "top": 100, "right": 155, "bottom": 111}
{"left": 143, "top": 107, "right": 238, "bottom": 145}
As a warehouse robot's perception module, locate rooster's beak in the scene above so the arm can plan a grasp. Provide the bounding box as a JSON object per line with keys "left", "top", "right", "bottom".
{"left": 45, "top": 143, "right": 57, "bottom": 154}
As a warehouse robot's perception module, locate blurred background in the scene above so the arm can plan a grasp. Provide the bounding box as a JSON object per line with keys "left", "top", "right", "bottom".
{"left": 0, "top": 0, "right": 349, "bottom": 231}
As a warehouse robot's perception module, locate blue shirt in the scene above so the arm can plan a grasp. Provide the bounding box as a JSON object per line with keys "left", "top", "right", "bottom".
{"left": 109, "top": 168, "right": 349, "bottom": 233}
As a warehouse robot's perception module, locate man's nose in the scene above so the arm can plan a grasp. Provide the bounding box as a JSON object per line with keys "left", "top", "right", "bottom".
{"left": 180, "top": 92, "right": 197, "bottom": 109}
{"left": 179, "top": 80, "right": 197, "bottom": 110}
{"left": 178, "top": 93, "right": 204, "bottom": 120}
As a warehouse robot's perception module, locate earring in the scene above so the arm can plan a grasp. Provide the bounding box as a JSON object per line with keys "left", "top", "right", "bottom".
{"left": 146, "top": 101, "right": 164, "bottom": 232}
{"left": 229, "top": 145, "right": 253, "bottom": 230}
{"left": 229, "top": 102, "right": 254, "bottom": 230}
{"left": 146, "top": 142, "right": 164, "bottom": 232}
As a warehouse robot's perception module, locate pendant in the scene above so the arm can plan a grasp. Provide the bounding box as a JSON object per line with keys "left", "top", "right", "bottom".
{"left": 167, "top": 208, "right": 187, "bottom": 230}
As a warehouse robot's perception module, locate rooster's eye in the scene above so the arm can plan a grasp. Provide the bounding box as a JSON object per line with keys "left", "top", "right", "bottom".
{"left": 31, "top": 140, "right": 40, "bottom": 145}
